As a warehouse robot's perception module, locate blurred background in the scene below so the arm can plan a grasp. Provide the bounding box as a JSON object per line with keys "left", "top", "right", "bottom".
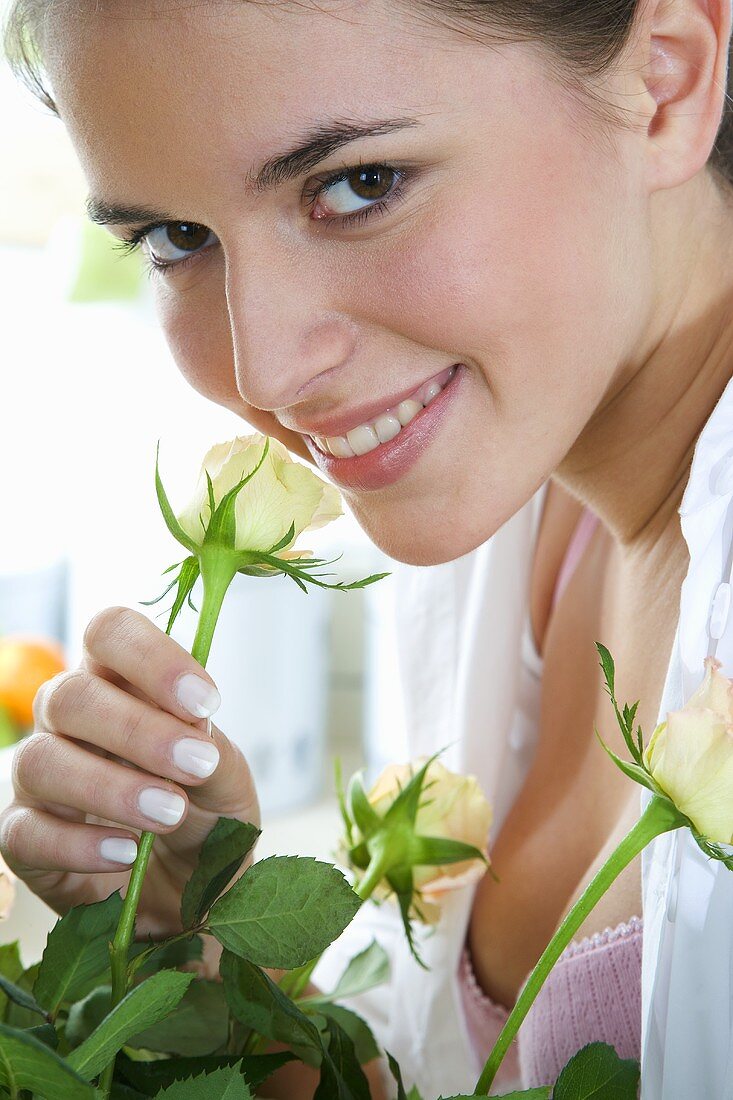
{"left": 0, "top": 2, "right": 410, "bottom": 961}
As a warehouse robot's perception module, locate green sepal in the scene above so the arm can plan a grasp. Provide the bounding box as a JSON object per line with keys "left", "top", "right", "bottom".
{"left": 347, "top": 772, "right": 381, "bottom": 838}
{"left": 408, "top": 835, "right": 487, "bottom": 868}
{"left": 164, "top": 556, "right": 201, "bottom": 635}
{"left": 203, "top": 439, "right": 270, "bottom": 549}
{"left": 335, "top": 757, "right": 354, "bottom": 847}
{"left": 266, "top": 522, "right": 297, "bottom": 555}
{"left": 383, "top": 752, "right": 442, "bottom": 830}
{"left": 155, "top": 441, "right": 199, "bottom": 554}
{"left": 385, "top": 865, "right": 427, "bottom": 970}
{"left": 691, "top": 830, "right": 733, "bottom": 871}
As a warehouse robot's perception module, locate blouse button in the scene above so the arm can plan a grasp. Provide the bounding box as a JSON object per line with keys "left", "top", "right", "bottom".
{"left": 709, "top": 582, "right": 731, "bottom": 640}
{"left": 713, "top": 452, "right": 733, "bottom": 497}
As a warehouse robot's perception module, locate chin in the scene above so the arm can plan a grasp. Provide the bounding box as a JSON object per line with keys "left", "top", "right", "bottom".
{"left": 352, "top": 505, "right": 501, "bottom": 567}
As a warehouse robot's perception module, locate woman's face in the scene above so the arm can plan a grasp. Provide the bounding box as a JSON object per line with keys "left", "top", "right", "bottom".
{"left": 46, "top": 0, "right": 650, "bottom": 564}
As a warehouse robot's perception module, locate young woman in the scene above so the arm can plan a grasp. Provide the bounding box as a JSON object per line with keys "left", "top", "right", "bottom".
{"left": 2, "top": 0, "right": 733, "bottom": 1095}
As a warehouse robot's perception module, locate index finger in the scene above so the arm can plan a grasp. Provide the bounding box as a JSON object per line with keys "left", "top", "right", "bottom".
{"left": 81, "top": 606, "right": 221, "bottom": 722}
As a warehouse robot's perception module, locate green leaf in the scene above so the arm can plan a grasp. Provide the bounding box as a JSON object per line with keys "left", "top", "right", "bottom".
{"left": 440, "top": 1092, "right": 550, "bottom": 1099}
{"left": 553, "top": 1042, "right": 639, "bottom": 1099}
{"left": 26, "top": 1022, "right": 59, "bottom": 1049}
{"left": 0, "top": 1023, "right": 96, "bottom": 1099}
{"left": 155, "top": 442, "right": 199, "bottom": 553}
{"left": 128, "top": 978, "right": 229, "bottom": 1057}
{"left": 67, "top": 970, "right": 194, "bottom": 1080}
{"left": 220, "top": 950, "right": 322, "bottom": 1062}
{"left": 314, "top": 1015, "right": 371, "bottom": 1100}
{"left": 595, "top": 642, "right": 616, "bottom": 698}
{"left": 152, "top": 1063, "right": 253, "bottom": 1099}
{"left": 387, "top": 1052, "right": 423, "bottom": 1100}
{"left": 593, "top": 730, "right": 660, "bottom": 794}
{"left": 209, "top": 855, "right": 361, "bottom": 969}
{"left": 64, "top": 984, "right": 111, "bottom": 1047}
{"left": 0, "top": 972, "right": 48, "bottom": 1021}
{"left": 5, "top": 962, "right": 40, "bottom": 1029}
{"left": 323, "top": 941, "right": 390, "bottom": 1002}
{"left": 119, "top": 1052, "right": 294, "bottom": 1095}
{"left": 308, "top": 1002, "right": 379, "bottom": 1064}
{"left": 132, "top": 933, "right": 204, "bottom": 979}
{"left": 181, "top": 817, "right": 261, "bottom": 929}
{"left": 34, "top": 891, "right": 123, "bottom": 1015}
{"left": 0, "top": 942, "right": 22, "bottom": 1021}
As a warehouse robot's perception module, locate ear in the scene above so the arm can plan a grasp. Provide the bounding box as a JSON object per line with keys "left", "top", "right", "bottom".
{"left": 635, "top": 0, "right": 732, "bottom": 190}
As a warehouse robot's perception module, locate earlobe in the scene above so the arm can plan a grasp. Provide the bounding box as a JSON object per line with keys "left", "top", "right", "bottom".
{"left": 639, "top": 0, "right": 732, "bottom": 189}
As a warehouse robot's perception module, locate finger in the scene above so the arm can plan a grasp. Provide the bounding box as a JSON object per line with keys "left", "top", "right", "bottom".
{"left": 0, "top": 805, "right": 139, "bottom": 875}
{"left": 35, "top": 669, "right": 220, "bottom": 785}
{"left": 80, "top": 606, "right": 221, "bottom": 722}
{"left": 12, "top": 732, "right": 189, "bottom": 834}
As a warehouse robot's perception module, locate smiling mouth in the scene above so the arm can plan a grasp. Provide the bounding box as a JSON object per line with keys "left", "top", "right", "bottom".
{"left": 308, "top": 364, "right": 458, "bottom": 459}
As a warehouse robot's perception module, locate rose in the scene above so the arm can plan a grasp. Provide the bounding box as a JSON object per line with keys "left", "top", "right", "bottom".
{"left": 176, "top": 434, "right": 342, "bottom": 554}
{"left": 367, "top": 758, "right": 493, "bottom": 920}
{"left": 339, "top": 755, "right": 491, "bottom": 957}
{"left": 643, "top": 656, "right": 733, "bottom": 844}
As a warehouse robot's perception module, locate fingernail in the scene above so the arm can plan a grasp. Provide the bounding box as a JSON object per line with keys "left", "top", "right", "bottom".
{"left": 175, "top": 673, "right": 221, "bottom": 719}
{"left": 100, "top": 837, "right": 138, "bottom": 864}
{"left": 138, "top": 787, "right": 186, "bottom": 826}
{"left": 173, "top": 737, "right": 220, "bottom": 778}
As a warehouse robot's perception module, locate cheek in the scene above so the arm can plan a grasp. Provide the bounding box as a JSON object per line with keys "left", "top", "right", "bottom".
{"left": 152, "top": 278, "right": 312, "bottom": 460}
{"left": 154, "top": 276, "right": 236, "bottom": 405}
{"left": 355, "top": 116, "right": 645, "bottom": 431}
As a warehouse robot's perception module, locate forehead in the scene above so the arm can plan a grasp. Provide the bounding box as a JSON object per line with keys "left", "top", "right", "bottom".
{"left": 42, "top": 0, "right": 549, "bottom": 213}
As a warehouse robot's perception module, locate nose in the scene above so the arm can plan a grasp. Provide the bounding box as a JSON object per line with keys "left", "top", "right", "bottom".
{"left": 225, "top": 245, "right": 358, "bottom": 415}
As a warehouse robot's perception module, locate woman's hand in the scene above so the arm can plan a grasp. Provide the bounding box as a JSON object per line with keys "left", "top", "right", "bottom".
{"left": 0, "top": 605, "right": 260, "bottom": 938}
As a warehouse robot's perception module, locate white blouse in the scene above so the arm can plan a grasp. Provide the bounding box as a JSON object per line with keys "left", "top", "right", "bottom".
{"left": 314, "top": 370, "right": 733, "bottom": 1099}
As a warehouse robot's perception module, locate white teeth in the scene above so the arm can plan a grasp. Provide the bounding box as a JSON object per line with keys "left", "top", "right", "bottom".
{"left": 395, "top": 399, "right": 423, "bottom": 427}
{"left": 346, "top": 424, "right": 380, "bottom": 456}
{"left": 328, "top": 435, "right": 354, "bottom": 458}
{"left": 314, "top": 366, "right": 459, "bottom": 459}
{"left": 420, "top": 381, "right": 443, "bottom": 405}
{"left": 374, "top": 414, "right": 402, "bottom": 444}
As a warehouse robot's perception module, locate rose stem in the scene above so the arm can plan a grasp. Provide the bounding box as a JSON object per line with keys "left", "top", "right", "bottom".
{"left": 473, "top": 794, "right": 685, "bottom": 1094}
{"left": 100, "top": 558, "right": 235, "bottom": 1096}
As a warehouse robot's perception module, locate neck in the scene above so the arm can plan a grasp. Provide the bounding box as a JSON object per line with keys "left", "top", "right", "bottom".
{"left": 557, "top": 171, "right": 733, "bottom": 549}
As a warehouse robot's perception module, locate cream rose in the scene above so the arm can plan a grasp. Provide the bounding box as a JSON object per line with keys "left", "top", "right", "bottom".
{"left": 176, "top": 433, "right": 342, "bottom": 554}
{"left": 643, "top": 656, "right": 733, "bottom": 844}
{"left": 342, "top": 756, "right": 493, "bottom": 935}
{"left": 368, "top": 758, "right": 493, "bottom": 898}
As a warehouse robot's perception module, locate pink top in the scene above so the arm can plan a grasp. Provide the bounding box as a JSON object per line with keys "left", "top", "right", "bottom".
{"left": 457, "top": 505, "right": 643, "bottom": 1090}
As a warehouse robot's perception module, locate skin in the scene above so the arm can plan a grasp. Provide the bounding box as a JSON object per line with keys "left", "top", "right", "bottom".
{"left": 2, "top": 0, "right": 733, "bottom": 1094}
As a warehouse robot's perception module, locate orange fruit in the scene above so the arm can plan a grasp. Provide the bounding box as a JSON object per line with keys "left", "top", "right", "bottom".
{"left": 0, "top": 636, "right": 66, "bottom": 729}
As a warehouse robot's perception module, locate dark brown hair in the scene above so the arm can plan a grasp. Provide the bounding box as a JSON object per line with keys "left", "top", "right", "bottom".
{"left": 4, "top": 0, "right": 733, "bottom": 191}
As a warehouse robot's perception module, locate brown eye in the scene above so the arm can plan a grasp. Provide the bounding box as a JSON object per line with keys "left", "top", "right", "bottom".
{"left": 145, "top": 222, "right": 218, "bottom": 266}
{"left": 319, "top": 165, "right": 400, "bottom": 216}
{"left": 347, "top": 166, "right": 396, "bottom": 201}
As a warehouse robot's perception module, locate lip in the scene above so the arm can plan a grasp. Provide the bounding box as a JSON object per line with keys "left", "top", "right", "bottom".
{"left": 288, "top": 365, "right": 457, "bottom": 439}
{"left": 303, "top": 363, "right": 465, "bottom": 492}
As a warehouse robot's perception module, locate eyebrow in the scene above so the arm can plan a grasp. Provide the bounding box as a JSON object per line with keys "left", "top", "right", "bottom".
{"left": 86, "top": 115, "right": 420, "bottom": 227}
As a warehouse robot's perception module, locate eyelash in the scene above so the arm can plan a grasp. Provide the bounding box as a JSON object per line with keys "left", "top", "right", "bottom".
{"left": 111, "top": 161, "right": 409, "bottom": 280}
